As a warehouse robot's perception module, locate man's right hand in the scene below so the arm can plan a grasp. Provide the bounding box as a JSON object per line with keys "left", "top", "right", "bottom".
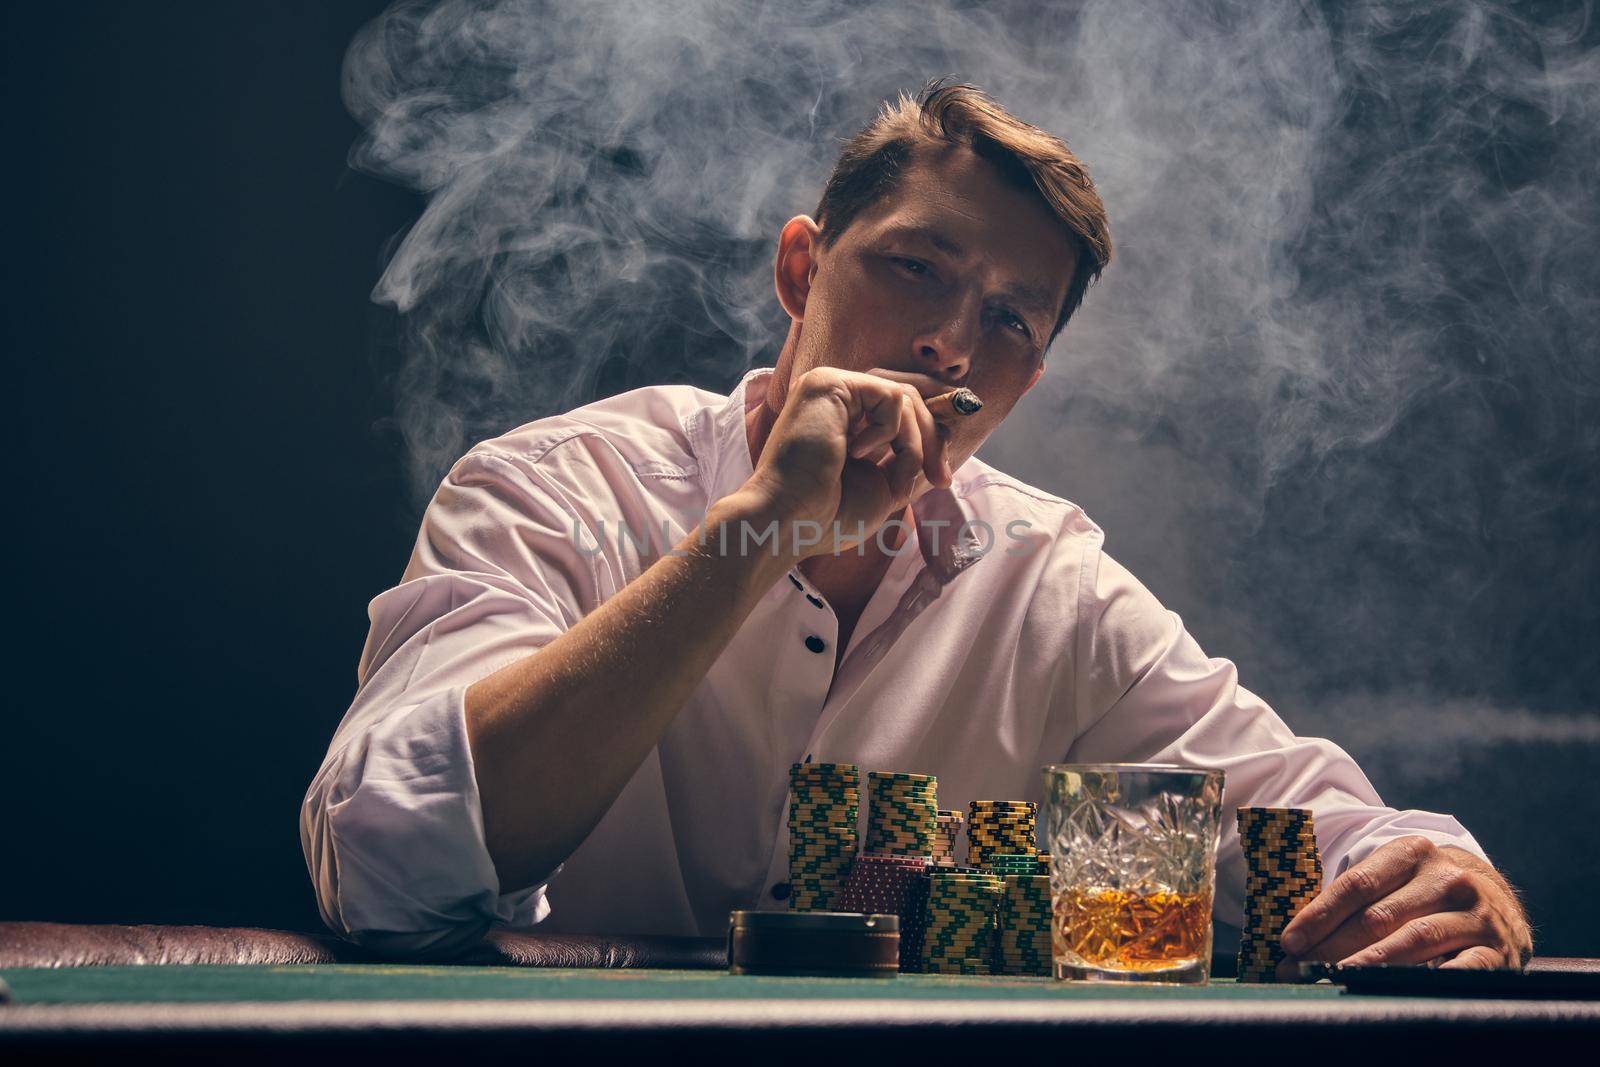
{"left": 737, "top": 366, "right": 952, "bottom": 560}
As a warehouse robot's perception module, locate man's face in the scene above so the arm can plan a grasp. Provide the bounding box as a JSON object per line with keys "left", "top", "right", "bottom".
{"left": 772, "top": 142, "right": 1076, "bottom": 478}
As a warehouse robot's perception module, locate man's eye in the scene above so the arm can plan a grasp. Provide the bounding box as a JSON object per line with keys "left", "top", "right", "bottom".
{"left": 1001, "top": 310, "right": 1031, "bottom": 338}
{"left": 893, "top": 257, "right": 929, "bottom": 277}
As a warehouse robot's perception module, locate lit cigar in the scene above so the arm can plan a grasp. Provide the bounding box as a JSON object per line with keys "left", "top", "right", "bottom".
{"left": 924, "top": 388, "right": 983, "bottom": 424}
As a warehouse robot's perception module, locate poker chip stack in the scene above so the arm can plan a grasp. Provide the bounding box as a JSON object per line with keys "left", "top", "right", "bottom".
{"left": 933, "top": 810, "right": 965, "bottom": 865}
{"left": 919, "top": 868, "right": 1005, "bottom": 975}
{"left": 966, "top": 800, "right": 1038, "bottom": 868}
{"left": 899, "top": 870, "right": 933, "bottom": 972}
{"left": 865, "top": 771, "right": 939, "bottom": 856}
{"left": 1236, "top": 807, "right": 1323, "bottom": 982}
{"left": 787, "top": 762, "right": 860, "bottom": 911}
{"left": 835, "top": 853, "right": 931, "bottom": 970}
{"left": 995, "top": 869, "right": 1053, "bottom": 976}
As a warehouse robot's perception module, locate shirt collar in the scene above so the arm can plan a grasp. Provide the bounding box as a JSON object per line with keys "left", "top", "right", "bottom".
{"left": 696, "top": 366, "right": 987, "bottom": 586}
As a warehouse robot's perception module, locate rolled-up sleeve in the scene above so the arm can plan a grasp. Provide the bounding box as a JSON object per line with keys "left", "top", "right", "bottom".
{"left": 301, "top": 445, "right": 601, "bottom": 958}
{"left": 1066, "top": 545, "right": 1488, "bottom": 933}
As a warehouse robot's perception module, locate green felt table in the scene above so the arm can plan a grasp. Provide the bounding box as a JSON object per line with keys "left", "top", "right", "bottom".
{"left": 3, "top": 963, "right": 1597, "bottom": 1061}
{"left": 2, "top": 962, "right": 1341, "bottom": 1003}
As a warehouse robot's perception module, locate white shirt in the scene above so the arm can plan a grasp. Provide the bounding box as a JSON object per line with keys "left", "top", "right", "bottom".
{"left": 301, "top": 366, "right": 1487, "bottom": 958}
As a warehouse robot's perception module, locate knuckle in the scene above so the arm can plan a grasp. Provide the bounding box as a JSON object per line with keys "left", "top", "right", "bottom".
{"left": 1441, "top": 867, "right": 1477, "bottom": 899}
{"left": 1359, "top": 904, "right": 1394, "bottom": 939}
{"left": 1400, "top": 836, "right": 1435, "bottom": 864}
{"left": 800, "top": 368, "right": 845, "bottom": 403}
{"left": 1408, "top": 917, "right": 1443, "bottom": 947}
{"left": 797, "top": 366, "right": 833, "bottom": 390}
{"left": 1346, "top": 867, "right": 1382, "bottom": 900}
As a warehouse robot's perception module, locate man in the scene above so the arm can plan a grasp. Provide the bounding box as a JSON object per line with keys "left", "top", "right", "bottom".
{"left": 302, "top": 81, "right": 1531, "bottom": 973}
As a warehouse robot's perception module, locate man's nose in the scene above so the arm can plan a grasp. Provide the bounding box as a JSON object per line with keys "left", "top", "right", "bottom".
{"left": 913, "top": 299, "right": 979, "bottom": 383}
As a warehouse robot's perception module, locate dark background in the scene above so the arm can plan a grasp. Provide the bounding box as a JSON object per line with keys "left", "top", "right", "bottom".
{"left": 7, "top": 1, "right": 413, "bottom": 933}
{"left": 5, "top": 1, "right": 1594, "bottom": 956}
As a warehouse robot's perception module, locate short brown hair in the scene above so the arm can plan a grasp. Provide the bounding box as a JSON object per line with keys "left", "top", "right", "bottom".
{"left": 814, "top": 78, "right": 1112, "bottom": 347}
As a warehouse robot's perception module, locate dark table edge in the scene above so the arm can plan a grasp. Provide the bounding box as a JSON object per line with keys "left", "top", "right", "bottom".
{"left": 4, "top": 996, "right": 1600, "bottom": 1030}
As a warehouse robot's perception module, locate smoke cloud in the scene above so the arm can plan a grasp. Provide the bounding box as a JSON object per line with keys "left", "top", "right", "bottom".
{"left": 341, "top": 0, "right": 1599, "bottom": 797}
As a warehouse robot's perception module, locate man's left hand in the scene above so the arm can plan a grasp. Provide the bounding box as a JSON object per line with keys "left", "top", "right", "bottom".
{"left": 1274, "top": 837, "right": 1532, "bottom": 979}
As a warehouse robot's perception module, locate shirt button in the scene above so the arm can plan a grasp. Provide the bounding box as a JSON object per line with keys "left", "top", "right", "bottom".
{"left": 770, "top": 882, "right": 792, "bottom": 901}
{"left": 804, "top": 635, "right": 826, "bottom": 654}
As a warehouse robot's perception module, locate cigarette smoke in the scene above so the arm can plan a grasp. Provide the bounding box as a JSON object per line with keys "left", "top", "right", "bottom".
{"left": 341, "top": 0, "right": 1600, "bottom": 797}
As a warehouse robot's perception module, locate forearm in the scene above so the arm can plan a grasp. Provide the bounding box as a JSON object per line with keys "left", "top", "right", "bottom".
{"left": 464, "top": 489, "right": 796, "bottom": 890}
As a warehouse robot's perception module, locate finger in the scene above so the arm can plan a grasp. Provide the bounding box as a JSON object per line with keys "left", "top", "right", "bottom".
{"left": 851, "top": 440, "right": 893, "bottom": 466}
{"left": 1438, "top": 945, "right": 1506, "bottom": 971}
{"left": 1274, "top": 956, "right": 1313, "bottom": 982}
{"left": 846, "top": 381, "right": 908, "bottom": 460}
{"left": 1337, "top": 911, "right": 1490, "bottom": 968}
{"left": 898, "top": 385, "right": 950, "bottom": 487}
{"left": 850, "top": 371, "right": 945, "bottom": 477}
{"left": 881, "top": 394, "right": 923, "bottom": 501}
{"left": 1281, "top": 840, "right": 1429, "bottom": 956}
{"left": 1291, "top": 868, "right": 1460, "bottom": 964}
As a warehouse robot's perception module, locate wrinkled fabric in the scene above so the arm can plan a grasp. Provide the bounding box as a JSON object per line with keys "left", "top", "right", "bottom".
{"left": 302, "top": 366, "right": 1486, "bottom": 956}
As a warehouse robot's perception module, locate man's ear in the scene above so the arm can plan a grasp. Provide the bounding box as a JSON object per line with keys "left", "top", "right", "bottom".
{"left": 1023, "top": 360, "right": 1045, "bottom": 395}
{"left": 774, "top": 215, "right": 821, "bottom": 322}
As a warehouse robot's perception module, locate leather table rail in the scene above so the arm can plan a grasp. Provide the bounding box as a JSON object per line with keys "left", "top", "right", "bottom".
{"left": 0, "top": 923, "right": 728, "bottom": 970}
{"left": 1, "top": 923, "right": 1592, "bottom": 974}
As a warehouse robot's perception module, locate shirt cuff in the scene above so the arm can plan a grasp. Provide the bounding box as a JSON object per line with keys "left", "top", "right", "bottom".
{"left": 1328, "top": 813, "right": 1490, "bottom": 876}
{"left": 309, "top": 683, "right": 554, "bottom": 957}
